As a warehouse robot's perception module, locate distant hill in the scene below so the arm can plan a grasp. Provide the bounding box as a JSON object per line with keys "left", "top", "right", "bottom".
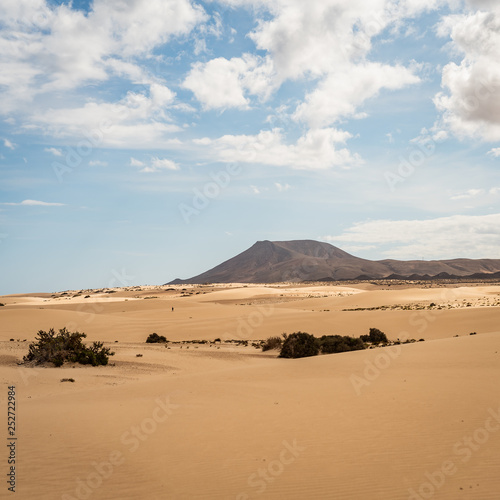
{"left": 168, "top": 240, "right": 500, "bottom": 284}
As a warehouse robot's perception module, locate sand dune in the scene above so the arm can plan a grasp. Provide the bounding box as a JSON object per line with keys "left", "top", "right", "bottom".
{"left": 1, "top": 282, "right": 500, "bottom": 499}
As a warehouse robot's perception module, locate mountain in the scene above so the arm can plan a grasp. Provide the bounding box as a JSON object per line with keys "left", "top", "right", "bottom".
{"left": 168, "top": 240, "right": 500, "bottom": 284}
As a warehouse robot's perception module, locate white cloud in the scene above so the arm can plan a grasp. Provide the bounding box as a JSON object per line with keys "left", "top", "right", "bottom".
{"left": 293, "top": 62, "right": 420, "bottom": 127}
{"left": 434, "top": 8, "right": 500, "bottom": 141}
{"left": 3, "top": 139, "right": 16, "bottom": 150}
{"left": 2, "top": 199, "right": 65, "bottom": 206}
{"left": 130, "top": 157, "right": 145, "bottom": 168}
{"left": 196, "top": 127, "right": 361, "bottom": 170}
{"left": 488, "top": 147, "right": 500, "bottom": 157}
{"left": 44, "top": 147, "right": 63, "bottom": 156}
{"left": 183, "top": 54, "right": 275, "bottom": 110}
{"left": 193, "top": 11, "right": 223, "bottom": 54}
{"left": 0, "top": 0, "right": 207, "bottom": 113}
{"left": 130, "top": 156, "right": 179, "bottom": 173}
{"left": 88, "top": 160, "right": 108, "bottom": 166}
{"left": 26, "top": 84, "right": 181, "bottom": 148}
{"left": 450, "top": 188, "right": 484, "bottom": 200}
{"left": 275, "top": 182, "right": 291, "bottom": 192}
{"left": 221, "top": 0, "right": 444, "bottom": 81}
{"left": 186, "top": 1, "right": 425, "bottom": 119}
{"left": 322, "top": 213, "right": 500, "bottom": 259}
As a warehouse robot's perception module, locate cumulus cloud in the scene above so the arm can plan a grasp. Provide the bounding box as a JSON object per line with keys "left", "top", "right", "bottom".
{"left": 0, "top": 0, "right": 206, "bottom": 112}
{"left": 44, "top": 147, "right": 63, "bottom": 156}
{"left": 488, "top": 147, "right": 500, "bottom": 157}
{"left": 195, "top": 127, "right": 361, "bottom": 170}
{"left": 130, "top": 156, "right": 179, "bottom": 173}
{"left": 434, "top": 8, "right": 500, "bottom": 140}
{"left": 183, "top": 54, "right": 275, "bottom": 110}
{"left": 186, "top": 0, "right": 426, "bottom": 117}
{"left": 293, "top": 62, "right": 420, "bottom": 128}
{"left": 27, "top": 84, "right": 180, "bottom": 148}
{"left": 322, "top": 213, "right": 500, "bottom": 259}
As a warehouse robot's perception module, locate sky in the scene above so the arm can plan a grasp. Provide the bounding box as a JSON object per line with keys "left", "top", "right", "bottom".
{"left": 1, "top": 0, "right": 500, "bottom": 294}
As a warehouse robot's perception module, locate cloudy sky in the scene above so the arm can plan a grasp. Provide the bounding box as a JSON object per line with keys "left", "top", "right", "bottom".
{"left": 1, "top": 0, "right": 500, "bottom": 293}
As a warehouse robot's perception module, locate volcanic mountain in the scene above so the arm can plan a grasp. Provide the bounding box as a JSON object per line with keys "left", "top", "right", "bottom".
{"left": 168, "top": 240, "right": 500, "bottom": 284}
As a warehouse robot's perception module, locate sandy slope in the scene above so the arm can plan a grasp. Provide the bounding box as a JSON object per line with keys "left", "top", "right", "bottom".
{"left": 1, "top": 283, "right": 500, "bottom": 499}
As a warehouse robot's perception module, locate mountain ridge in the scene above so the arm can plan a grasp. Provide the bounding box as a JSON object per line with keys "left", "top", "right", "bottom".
{"left": 168, "top": 240, "right": 500, "bottom": 284}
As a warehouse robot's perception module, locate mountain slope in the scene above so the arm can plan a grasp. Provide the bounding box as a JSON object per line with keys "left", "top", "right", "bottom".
{"left": 168, "top": 240, "right": 500, "bottom": 284}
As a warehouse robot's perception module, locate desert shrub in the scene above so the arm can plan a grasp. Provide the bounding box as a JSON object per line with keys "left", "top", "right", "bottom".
{"left": 279, "top": 332, "right": 319, "bottom": 359}
{"left": 360, "top": 328, "right": 388, "bottom": 344}
{"left": 262, "top": 336, "right": 283, "bottom": 352}
{"left": 23, "top": 328, "right": 114, "bottom": 367}
{"left": 146, "top": 333, "right": 167, "bottom": 343}
{"left": 60, "top": 378, "right": 75, "bottom": 383}
{"left": 319, "top": 335, "right": 366, "bottom": 354}
{"left": 0, "top": 303, "right": 5, "bottom": 306}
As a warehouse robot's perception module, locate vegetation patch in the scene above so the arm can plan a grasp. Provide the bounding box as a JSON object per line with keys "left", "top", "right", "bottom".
{"left": 360, "top": 328, "right": 388, "bottom": 344}
{"left": 318, "top": 335, "right": 365, "bottom": 354}
{"left": 146, "top": 333, "right": 167, "bottom": 343}
{"left": 262, "top": 336, "right": 283, "bottom": 352}
{"left": 279, "top": 332, "right": 320, "bottom": 359}
{"left": 277, "top": 328, "right": 392, "bottom": 359}
{"left": 23, "top": 328, "right": 114, "bottom": 367}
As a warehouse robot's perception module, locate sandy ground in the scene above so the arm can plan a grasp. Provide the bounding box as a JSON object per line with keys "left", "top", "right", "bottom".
{"left": 1, "top": 282, "right": 500, "bottom": 499}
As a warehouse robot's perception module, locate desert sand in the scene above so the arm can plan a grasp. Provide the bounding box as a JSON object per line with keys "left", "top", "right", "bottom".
{"left": 1, "top": 282, "right": 500, "bottom": 499}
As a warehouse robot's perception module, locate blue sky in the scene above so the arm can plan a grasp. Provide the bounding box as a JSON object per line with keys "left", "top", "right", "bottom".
{"left": 1, "top": 0, "right": 500, "bottom": 294}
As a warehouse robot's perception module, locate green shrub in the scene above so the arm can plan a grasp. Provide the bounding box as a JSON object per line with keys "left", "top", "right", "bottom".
{"left": 319, "top": 335, "right": 366, "bottom": 354}
{"left": 262, "top": 336, "right": 283, "bottom": 352}
{"left": 23, "top": 327, "right": 114, "bottom": 367}
{"left": 360, "top": 328, "right": 388, "bottom": 344}
{"left": 279, "top": 332, "right": 319, "bottom": 359}
{"left": 146, "top": 333, "right": 167, "bottom": 343}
